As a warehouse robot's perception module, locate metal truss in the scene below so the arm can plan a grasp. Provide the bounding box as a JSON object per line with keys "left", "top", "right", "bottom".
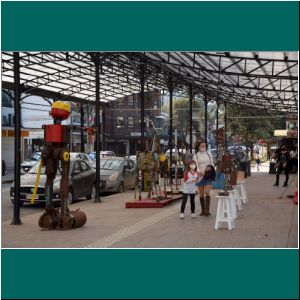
{"left": 1, "top": 51, "right": 298, "bottom": 114}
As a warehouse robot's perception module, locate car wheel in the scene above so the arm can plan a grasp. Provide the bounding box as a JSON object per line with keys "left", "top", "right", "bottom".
{"left": 86, "top": 185, "right": 96, "bottom": 200}
{"left": 67, "top": 191, "right": 74, "bottom": 205}
{"left": 118, "top": 182, "right": 125, "bottom": 193}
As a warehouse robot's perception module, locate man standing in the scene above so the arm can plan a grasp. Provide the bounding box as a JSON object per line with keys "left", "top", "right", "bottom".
{"left": 273, "top": 145, "right": 290, "bottom": 187}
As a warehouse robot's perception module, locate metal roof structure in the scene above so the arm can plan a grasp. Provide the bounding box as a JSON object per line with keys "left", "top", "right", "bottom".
{"left": 1, "top": 51, "right": 298, "bottom": 114}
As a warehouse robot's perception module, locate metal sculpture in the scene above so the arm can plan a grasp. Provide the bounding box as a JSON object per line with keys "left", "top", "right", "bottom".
{"left": 36, "top": 101, "right": 87, "bottom": 230}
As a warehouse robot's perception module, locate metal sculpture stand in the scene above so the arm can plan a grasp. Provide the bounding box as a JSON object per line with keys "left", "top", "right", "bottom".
{"left": 38, "top": 101, "right": 87, "bottom": 230}
{"left": 218, "top": 152, "right": 233, "bottom": 196}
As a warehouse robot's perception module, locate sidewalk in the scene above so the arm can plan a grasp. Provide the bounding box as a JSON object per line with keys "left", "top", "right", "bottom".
{"left": 2, "top": 170, "right": 298, "bottom": 248}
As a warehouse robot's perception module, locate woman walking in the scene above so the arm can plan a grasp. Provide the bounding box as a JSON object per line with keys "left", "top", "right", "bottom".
{"left": 193, "top": 140, "right": 215, "bottom": 216}
{"left": 180, "top": 160, "right": 199, "bottom": 219}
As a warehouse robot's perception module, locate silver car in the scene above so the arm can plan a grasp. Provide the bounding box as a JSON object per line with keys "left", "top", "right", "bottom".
{"left": 92, "top": 157, "right": 137, "bottom": 193}
{"left": 70, "top": 152, "right": 94, "bottom": 167}
{"left": 21, "top": 151, "right": 41, "bottom": 173}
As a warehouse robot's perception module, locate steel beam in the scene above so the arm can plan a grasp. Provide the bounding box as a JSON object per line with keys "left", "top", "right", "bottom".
{"left": 80, "top": 103, "right": 85, "bottom": 153}
{"left": 216, "top": 100, "right": 219, "bottom": 157}
{"left": 204, "top": 92, "right": 208, "bottom": 145}
{"left": 11, "top": 52, "right": 22, "bottom": 225}
{"left": 189, "top": 85, "right": 193, "bottom": 153}
{"left": 140, "top": 61, "right": 145, "bottom": 151}
{"left": 102, "top": 108, "right": 106, "bottom": 150}
{"left": 224, "top": 102, "right": 228, "bottom": 149}
{"left": 94, "top": 53, "right": 101, "bottom": 203}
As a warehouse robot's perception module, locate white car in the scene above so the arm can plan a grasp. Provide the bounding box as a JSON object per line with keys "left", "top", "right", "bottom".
{"left": 89, "top": 151, "right": 116, "bottom": 160}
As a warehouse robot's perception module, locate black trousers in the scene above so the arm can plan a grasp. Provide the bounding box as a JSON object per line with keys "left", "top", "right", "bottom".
{"left": 180, "top": 193, "right": 195, "bottom": 213}
{"left": 276, "top": 164, "right": 289, "bottom": 184}
{"left": 239, "top": 161, "right": 248, "bottom": 178}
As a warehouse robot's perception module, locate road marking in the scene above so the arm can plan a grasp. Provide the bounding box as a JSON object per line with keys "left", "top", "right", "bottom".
{"left": 86, "top": 203, "right": 179, "bottom": 248}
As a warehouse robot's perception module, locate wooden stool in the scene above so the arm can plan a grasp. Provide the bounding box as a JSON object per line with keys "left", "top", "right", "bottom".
{"left": 214, "top": 195, "right": 235, "bottom": 230}
{"left": 232, "top": 185, "right": 243, "bottom": 211}
{"left": 227, "top": 190, "right": 238, "bottom": 219}
{"left": 237, "top": 181, "right": 248, "bottom": 204}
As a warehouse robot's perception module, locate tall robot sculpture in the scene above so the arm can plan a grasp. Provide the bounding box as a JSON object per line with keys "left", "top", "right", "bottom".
{"left": 38, "top": 101, "right": 87, "bottom": 230}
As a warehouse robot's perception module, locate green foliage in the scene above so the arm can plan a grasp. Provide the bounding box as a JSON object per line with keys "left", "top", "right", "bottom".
{"left": 227, "top": 105, "right": 287, "bottom": 145}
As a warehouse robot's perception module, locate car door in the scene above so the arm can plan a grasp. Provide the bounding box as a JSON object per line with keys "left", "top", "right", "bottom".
{"left": 123, "top": 159, "right": 132, "bottom": 189}
{"left": 128, "top": 159, "right": 136, "bottom": 188}
{"left": 79, "top": 160, "right": 93, "bottom": 197}
{"left": 71, "top": 160, "right": 83, "bottom": 199}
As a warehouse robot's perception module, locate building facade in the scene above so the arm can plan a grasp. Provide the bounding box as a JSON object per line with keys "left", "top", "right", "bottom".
{"left": 104, "top": 89, "right": 162, "bottom": 156}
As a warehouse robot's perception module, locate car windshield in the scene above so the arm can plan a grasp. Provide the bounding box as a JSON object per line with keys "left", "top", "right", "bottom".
{"left": 31, "top": 153, "right": 41, "bottom": 161}
{"left": 93, "top": 159, "right": 123, "bottom": 171}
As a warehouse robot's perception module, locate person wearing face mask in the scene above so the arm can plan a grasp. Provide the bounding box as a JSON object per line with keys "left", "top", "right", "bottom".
{"left": 180, "top": 160, "right": 200, "bottom": 219}
{"left": 193, "top": 140, "right": 215, "bottom": 216}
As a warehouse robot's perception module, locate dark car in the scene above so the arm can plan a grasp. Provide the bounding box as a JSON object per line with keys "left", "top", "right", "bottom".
{"left": 10, "top": 158, "right": 96, "bottom": 205}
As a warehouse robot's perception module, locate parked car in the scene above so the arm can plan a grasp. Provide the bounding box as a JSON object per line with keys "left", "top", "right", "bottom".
{"left": 10, "top": 158, "right": 96, "bottom": 205}
{"left": 129, "top": 155, "right": 137, "bottom": 162}
{"left": 89, "top": 151, "right": 116, "bottom": 160}
{"left": 92, "top": 157, "right": 137, "bottom": 193}
{"left": 70, "top": 152, "right": 94, "bottom": 167}
{"left": 21, "top": 152, "right": 41, "bottom": 173}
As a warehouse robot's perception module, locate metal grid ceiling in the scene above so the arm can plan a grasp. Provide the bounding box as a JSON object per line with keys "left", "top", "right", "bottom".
{"left": 1, "top": 51, "right": 298, "bottom": 113}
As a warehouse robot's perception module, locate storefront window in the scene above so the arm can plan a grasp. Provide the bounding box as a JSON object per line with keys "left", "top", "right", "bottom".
{"left": 116, "top": 117, "right": 124, "bottom": 128}
{"left": 128, "top": 117, "right": 134, "bottom": 128}
{"left": 128, "top": 96, "right": 134, "bottom": 107}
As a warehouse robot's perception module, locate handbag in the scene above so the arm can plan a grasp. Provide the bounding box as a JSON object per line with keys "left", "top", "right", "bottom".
{"left": 212, "top": 172, "right": 225, "bottom": 189}
{"left": 196, "top": 152, "right": 216, "bottom": 181}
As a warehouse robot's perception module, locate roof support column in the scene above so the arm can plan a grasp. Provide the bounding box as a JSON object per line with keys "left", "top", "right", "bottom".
{"left": 189, "top": 85, "right": 193, "bottom": 153}
{"left": 140, "top": 62, "right": 145, "bottom": 151}
{"left": 204, "top": 91, "right": 208, "bottom": 146}
{"left": 224, "top": 102, "right": 228, "bottom": 149}
{"left": 216, "top": 100, "right": 219, "bottom": 157}
{"left": 168, "top": 76, "right": 174, "bottom": 185}
{"left": 102, "top": 108, "right": 106, "bottom": 151}
{"left": 11, "top": 52, "right": 22, "bottom": 225}
{"left": 80, "top": 103, "right": 85, "bottom": 153}
{"left": 94, "top": 53, "right": 101, "bottom": 203}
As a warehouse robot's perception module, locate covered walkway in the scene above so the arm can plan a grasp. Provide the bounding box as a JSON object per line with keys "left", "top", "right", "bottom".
{"left": 2, "top": 167, "right": 297, "bottom": 248}
{"left": 1, "top": 51, "right": 298, "bottom": 225}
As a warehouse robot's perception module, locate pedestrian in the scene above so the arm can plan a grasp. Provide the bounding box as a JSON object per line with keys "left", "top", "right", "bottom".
{"left": 184, "top": 143, "right": 193, "bottom": 170}
{"left": 180, "top": 159, "right": 199, "bottom": 219}
{"left": 193, "top": 140, "right": 215, "bottom": 216}
{"left": 255, "top": 152, "right": 261, "bottom": 171}
{"left": 274, "top": 145, "right": 290, "bottom": 187}
{"left": 237, "top": 147, "right": 248, "bottom": 178}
